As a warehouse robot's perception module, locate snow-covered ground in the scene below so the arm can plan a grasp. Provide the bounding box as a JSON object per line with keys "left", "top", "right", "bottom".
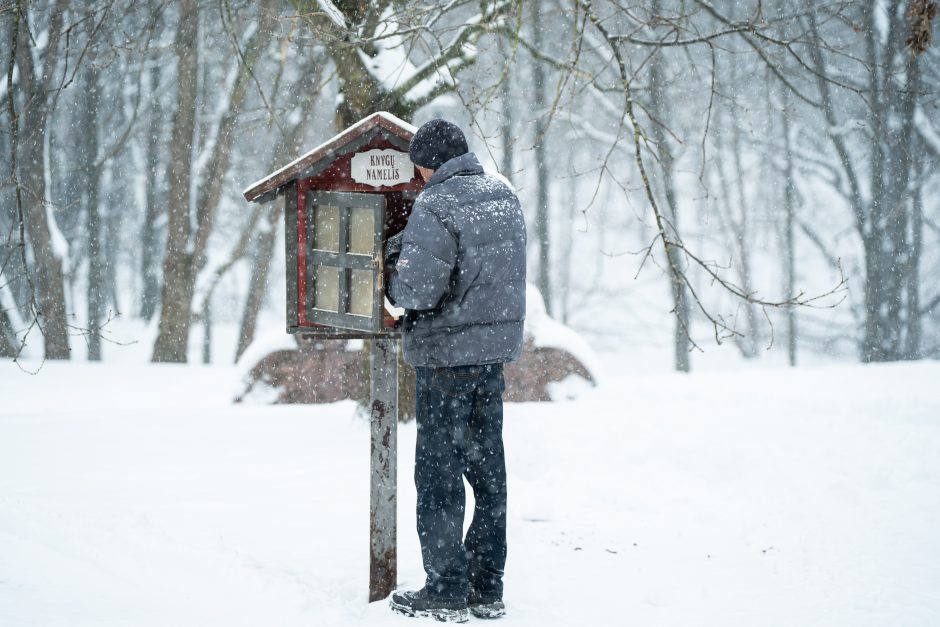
{"left": 2, "top": 358, "right": 939, "bottom": 626}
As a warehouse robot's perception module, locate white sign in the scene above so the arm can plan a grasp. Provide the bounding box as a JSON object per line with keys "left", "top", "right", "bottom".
{"left": 350, "top": 149, "right": 414, "bottom": 187}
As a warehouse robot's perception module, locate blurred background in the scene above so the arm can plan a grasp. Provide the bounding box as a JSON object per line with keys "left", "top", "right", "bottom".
{"left": 2, "top": 0, "right": 938, "bottom": 372}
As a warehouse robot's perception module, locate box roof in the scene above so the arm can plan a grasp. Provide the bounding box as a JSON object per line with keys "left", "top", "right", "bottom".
{"left": 243, "top": 111, "right": 418, "bottom": 203}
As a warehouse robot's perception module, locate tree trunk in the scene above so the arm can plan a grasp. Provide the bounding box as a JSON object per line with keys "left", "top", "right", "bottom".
{"left": 104, "top": 161, "right": 121, "bottom": 316}
{"left": 728, "top": 65, "right": 759, "bottom": 358}
{"left": 202, "top": 299, "right": 212, "bottom": 364}
{"left": 711, "top": 101, "right": 758, "bottom": 359}
{"left": 235, "top": 204, "right": 280, "bottom": 362}
{"left": 859, "top": 19, "right": 919, "bottom": 362}
{"left": 780, "top": 90, "right": 798, "bottom": 367}
{"left": 802, "top": 2, "right": 921, "bottom": 363}
{"left": 234, "top": 79, "right": 314, "bottom": 362}
{"left": 647, "top": 30, "right": 690, "bottom": 373}
{"left": 0, "top": 289, "right": 17, "bottom": 357}
{"left": 559, "top": 151, "right": 577, "bottom": 325}
{"left": 140, "top": 62, "right": 163, "bottom": 320}
{"left": 153, "top": 4, "right": 274, "bottom": 362}
{"left": 192, "top": 17, "right": 272, "bottom": 270}
{"left": 152, "top": 0, "right": 199, "bottom": 363}
{"left": 499, "top": 38, "right": 514, "bottom": 179}
{"left": 82, "top": 63, "right": 103, "bottom": 361}
{"left": 13, "top": 4, "right": 71, "bottom": 360}
{"left": 531, "top": 0, "right": 552, "bottom": 316}
{"left": 904, "top": 174, "right": 923, "bottom": 359}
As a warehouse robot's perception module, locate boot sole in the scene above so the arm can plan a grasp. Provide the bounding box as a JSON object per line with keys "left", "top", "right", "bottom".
{"left": 469, "top": 601, "right": 506, "bottom": 619}
{"left": 389, "top": 599, "right": 469, "bottom": 623}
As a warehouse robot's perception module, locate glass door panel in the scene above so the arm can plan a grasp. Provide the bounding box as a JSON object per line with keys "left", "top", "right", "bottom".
{"left": 313, "top": 265, "right": 340, "bottom": 312}
{"left": 349, "top": 269, "right": 373, "bottom": 316}
{"left": 348, "top": 206, "right": 376, "bottom": 255}
{"left": 313, "top": 205, "right": 340, "bottom": 252}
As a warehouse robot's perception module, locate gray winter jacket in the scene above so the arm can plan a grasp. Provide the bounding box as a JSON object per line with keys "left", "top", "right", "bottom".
{"left": 387, "top": 152, "right": 526, "bottom": 367}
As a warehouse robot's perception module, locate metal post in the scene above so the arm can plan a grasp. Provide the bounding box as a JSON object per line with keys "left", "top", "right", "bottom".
{"left": 369, "top": 337, "right": 398, "bottom": 601}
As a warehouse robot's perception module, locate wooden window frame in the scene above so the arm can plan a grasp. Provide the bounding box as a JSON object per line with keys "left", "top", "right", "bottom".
{"left": 305, "top": 190, "right": 385, "bottom": 332}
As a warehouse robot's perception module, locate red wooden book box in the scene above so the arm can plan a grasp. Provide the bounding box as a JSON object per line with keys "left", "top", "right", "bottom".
{"left": 243, "top": 112, "right": 426, "bottom": 338}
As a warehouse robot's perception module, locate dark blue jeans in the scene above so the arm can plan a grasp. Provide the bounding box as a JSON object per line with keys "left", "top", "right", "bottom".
{"left": 414, "top": 363, "right": 507, "bottom": 602}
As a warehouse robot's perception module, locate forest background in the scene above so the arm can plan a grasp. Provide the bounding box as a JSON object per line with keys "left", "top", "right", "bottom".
{"left": 2, "top": 0, "right": 938, "bottom": 372}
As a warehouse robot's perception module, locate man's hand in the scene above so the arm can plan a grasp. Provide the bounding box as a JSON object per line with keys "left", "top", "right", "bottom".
{"left": 384, "top": 231, "right": 404, "bottom": 265}
{"left": 384, "top": 231, "right": 404, "bottom": 304}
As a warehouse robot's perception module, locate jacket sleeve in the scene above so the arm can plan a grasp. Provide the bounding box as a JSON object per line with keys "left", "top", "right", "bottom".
{"left": 387, "top": 200, "right": 457, "bottom": 311}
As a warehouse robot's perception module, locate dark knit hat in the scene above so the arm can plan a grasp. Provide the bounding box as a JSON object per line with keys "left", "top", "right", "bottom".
{"left": 409, "top": 119, "right": 469, "bottom": 170}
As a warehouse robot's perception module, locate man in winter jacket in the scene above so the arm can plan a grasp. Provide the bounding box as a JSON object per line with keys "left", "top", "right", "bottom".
{"left": 386, "top": 119, "right": 526, "bottom": 623}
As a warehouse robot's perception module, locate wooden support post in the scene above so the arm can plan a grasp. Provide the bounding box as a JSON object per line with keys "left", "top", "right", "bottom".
{"left": 369, "top": 337, "right": 398, "bottom": 601}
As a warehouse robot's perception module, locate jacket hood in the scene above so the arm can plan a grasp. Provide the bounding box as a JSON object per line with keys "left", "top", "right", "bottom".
{"left": 427, "top": 152, "right": 484, "bottom": 187}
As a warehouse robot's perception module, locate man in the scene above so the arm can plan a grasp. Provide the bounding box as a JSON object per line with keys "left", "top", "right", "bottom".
{"left": 385, "top": 119, "right": 526, "bottom": 623}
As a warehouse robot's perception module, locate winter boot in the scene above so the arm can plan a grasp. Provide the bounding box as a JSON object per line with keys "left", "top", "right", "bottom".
{"left": 389, "top": 588, "right": 469, "bottom": 623}
{"left": 468, "top": 588, "right": 505, "bottom": 619}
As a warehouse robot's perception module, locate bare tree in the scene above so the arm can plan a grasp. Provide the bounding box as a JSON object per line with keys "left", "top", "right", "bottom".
{"left": 81, "top": 60, "right": 104, "bottom": 361}
{"left": 152, "top": 0, "right": 274, "bottom": 362}
{"left": 234, "top": 64, "right": 322, "bottom": 362}
{"left": 550, "top": 1, "right": 847, "bottom": 358}
{"left": 1, "top": 0, "right": 935, "bottom": 372}
{"left": 531, "top": 0, "right": 553, "bottom": 316}
{"left": 801, "top": 0, "right": 931, "bottom": 361}
{"left": 9, "top": 1, "right": 73, "bottom": 360}
{"left": 140, "top": 58, "right": 164, "bottom": 321}
{"left": 646, "top": 0, "right": 691, "bottom": 371}
{"left": 779, "top": 86, "right": 800, "bottom": 366}
{"left": 151, "top": 0, "right": 200, "bottom": 363}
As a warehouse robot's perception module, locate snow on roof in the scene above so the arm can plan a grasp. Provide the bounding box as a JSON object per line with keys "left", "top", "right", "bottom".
{"left": 243, "top": 111, "right": 417, "bottom": 202}
{"left": 368, "top": 110, "right": 417, "bottom": 132}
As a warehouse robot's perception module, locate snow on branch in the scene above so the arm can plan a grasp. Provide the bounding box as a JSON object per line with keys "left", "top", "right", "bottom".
{"left": 380, "top": 0, "right": 511, "bottom": 104}
{"left": 317, "top": 0, "right": 347, "bottom": 29}
{"left": 356, "top": 16, "right": 456, "bottom": 102}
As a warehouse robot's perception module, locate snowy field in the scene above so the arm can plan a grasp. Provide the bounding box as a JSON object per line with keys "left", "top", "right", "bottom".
{"left": 2, "top": 357, "right": 940, "bottom": 627}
